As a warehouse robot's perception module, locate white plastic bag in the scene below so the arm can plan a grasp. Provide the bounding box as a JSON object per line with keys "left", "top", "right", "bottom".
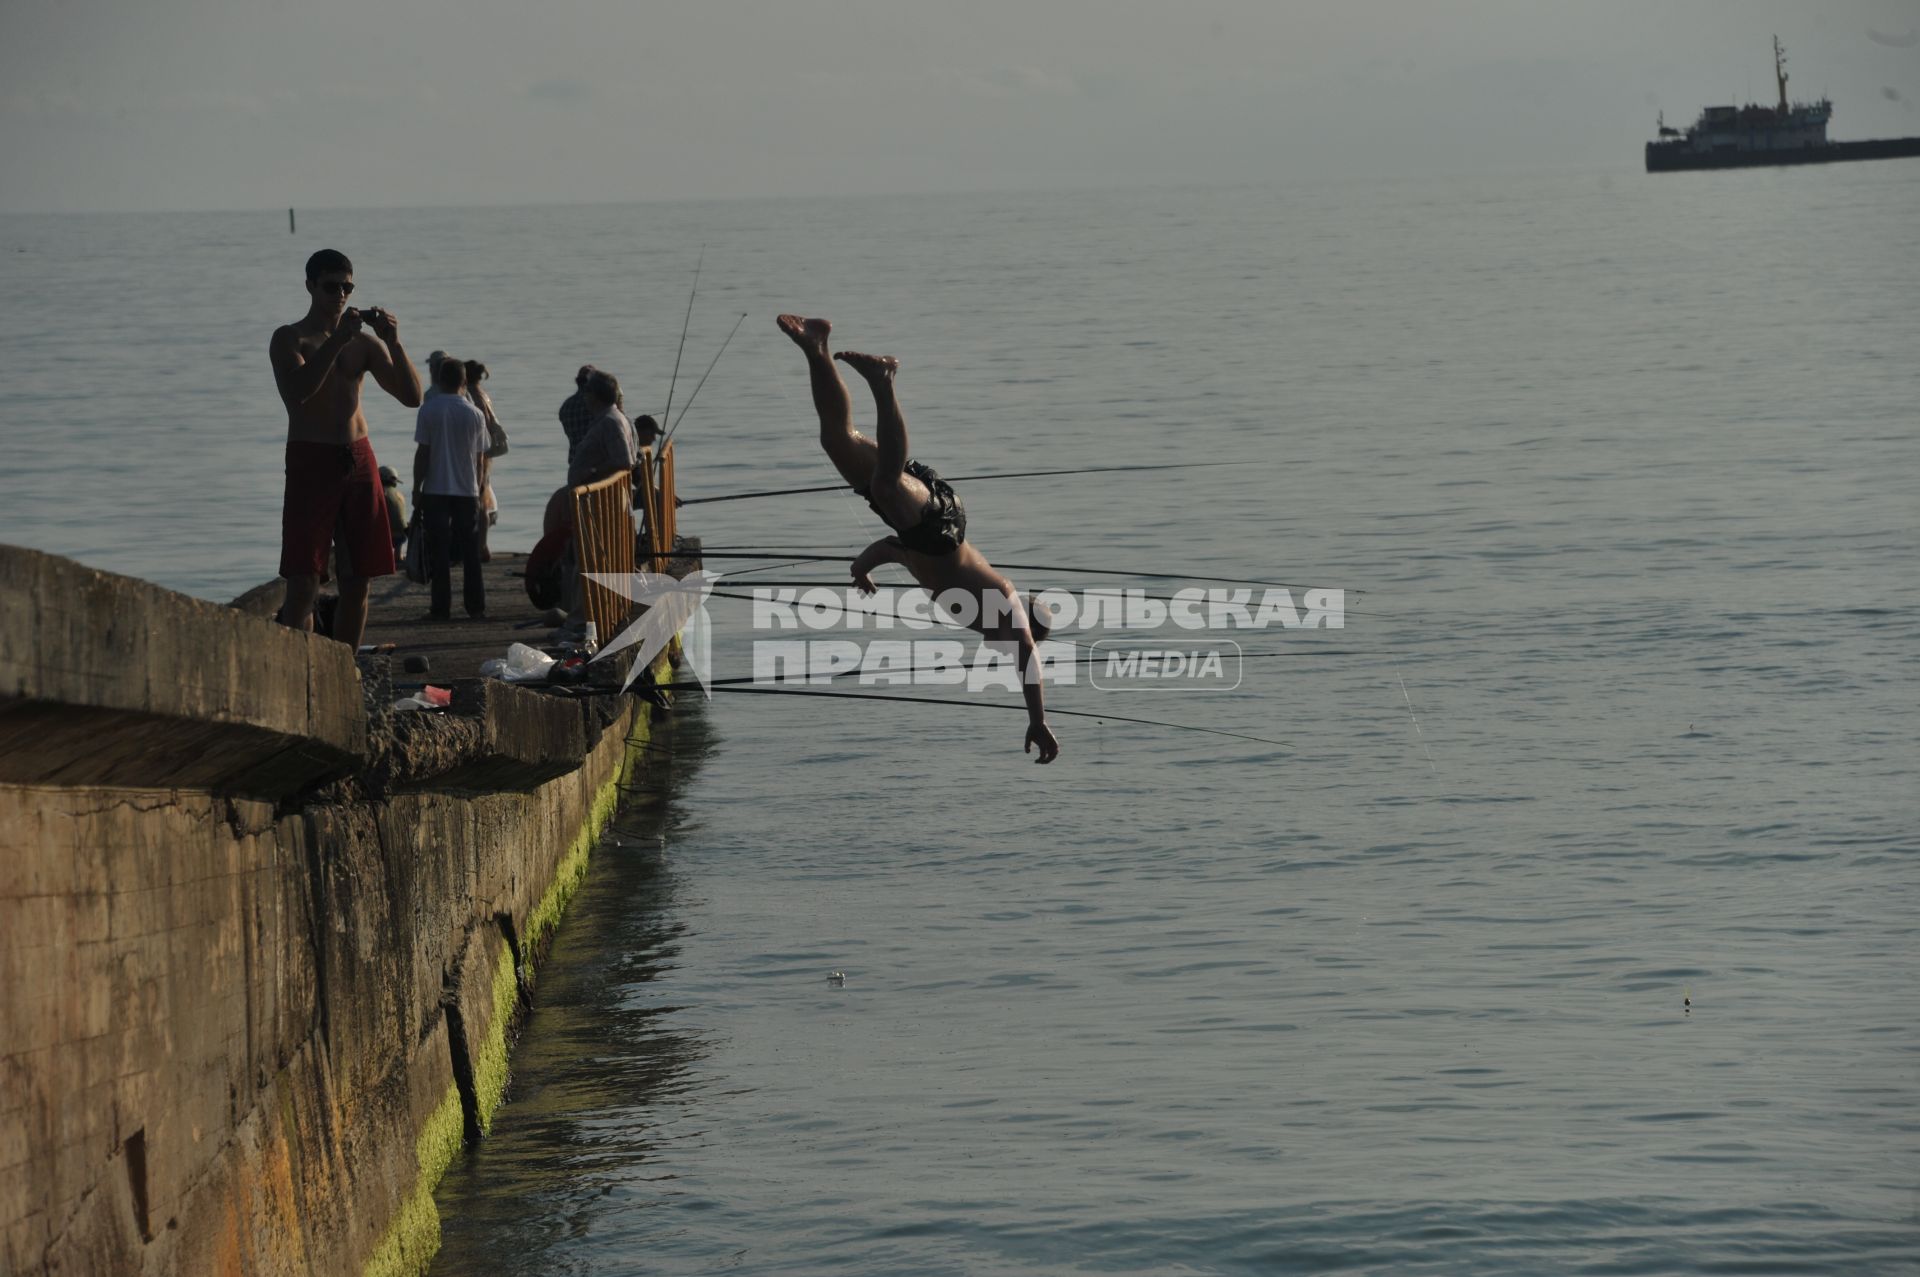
{"left": 482, "top": 642, "right": 557, "bottom": 684}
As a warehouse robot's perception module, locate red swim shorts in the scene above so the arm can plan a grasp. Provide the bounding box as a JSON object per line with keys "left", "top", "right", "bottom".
{"left": 280, "top": 437, "right": 398, "bottom": 581}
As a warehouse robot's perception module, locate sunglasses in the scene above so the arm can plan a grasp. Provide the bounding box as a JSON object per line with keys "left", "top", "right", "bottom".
{"left": 315, "top": 280, "right": 355, "bottom": 296}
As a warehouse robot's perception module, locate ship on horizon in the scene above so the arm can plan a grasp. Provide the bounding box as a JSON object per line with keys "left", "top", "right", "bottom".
{"left": 1646, "top": 36, "right": 1920, "bottom": 172}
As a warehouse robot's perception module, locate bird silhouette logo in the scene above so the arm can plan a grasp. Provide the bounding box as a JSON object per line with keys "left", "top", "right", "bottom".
{"left": 583, "top": 570, "right": 722, "bottom": 694}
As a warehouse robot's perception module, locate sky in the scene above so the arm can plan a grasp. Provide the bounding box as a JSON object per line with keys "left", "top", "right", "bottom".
{"left": 3, "top": 1, "right": 1919, "bottom": 214}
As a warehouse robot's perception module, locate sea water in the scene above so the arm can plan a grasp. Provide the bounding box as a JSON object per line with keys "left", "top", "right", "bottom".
{"left": 2, "top": 168, "right": 1915, "bottom": 1273}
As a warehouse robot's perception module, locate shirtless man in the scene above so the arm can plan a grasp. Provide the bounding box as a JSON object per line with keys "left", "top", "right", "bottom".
{"left": 777, "top": 314, "right": 1060, "bottom": 763}
{"left": 270, "top": 249, "right": 424, "bottom": 647}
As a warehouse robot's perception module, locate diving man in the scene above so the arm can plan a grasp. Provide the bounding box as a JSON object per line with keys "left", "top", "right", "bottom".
{"left": 777, "top": 314, "right": 1060, "bottom": 763}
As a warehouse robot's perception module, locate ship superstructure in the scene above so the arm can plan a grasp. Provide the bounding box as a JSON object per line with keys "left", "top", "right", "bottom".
{"left": 1645, "top": 37, "right": 1920, "bottom": 172}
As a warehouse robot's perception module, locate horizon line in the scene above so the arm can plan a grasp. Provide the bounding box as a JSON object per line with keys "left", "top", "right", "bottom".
{"left": 0, "top": 160, "right": 1646, "bottom": 219}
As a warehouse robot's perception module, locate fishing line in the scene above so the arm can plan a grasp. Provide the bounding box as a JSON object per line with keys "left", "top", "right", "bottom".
{"left": 1395, "top": 661, "right": 1437, "bottom": 770}
{"left": 701, "top": 577, "right": 1392, "bottom": 631}
{"left": 667, "top": 571, "right": 1433, "bottom": 763}
{"left": 638, "top": 556, "right": 822, "bottom": 579}
{"left": 694, "top": 585, "right": 1349, "bottom": 649}
{"left": 705, "top": 568, "right": 1401, "bottom": 627}
{"left": 703, "top": 576, "right": 1360, "bottom": 610}
{"left": 677, "top": 459, "right": 1246, "bottom": 507}
{"left": 654, "top": 543, "right": 852, "bottom": 552}
{"left": 702, "top": 684, "right": 1291, "bottom": 748}
{"left": 636, "top": 550, "right": 1406, "bottom": 621}
{"left": 654, "top": 645, "right": 1353, "bottom": 691}
{"left": 675, "top": 550, "right": 1354, "bottom": 597}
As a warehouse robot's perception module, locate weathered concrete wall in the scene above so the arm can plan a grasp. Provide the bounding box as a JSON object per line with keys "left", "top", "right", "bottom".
{"left": 0, "top": 547, "right": 365, "bottom": 798}
{"left": 0, "top": 546, "right": 663, "bottom": 1276}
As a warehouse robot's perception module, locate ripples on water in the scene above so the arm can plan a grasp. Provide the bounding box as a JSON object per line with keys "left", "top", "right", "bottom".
{"left": 3, "top": 170, "right": 1915, "bottom": 1272}
{"left": 434, "top": 699, "right": 1916, "bottom": 1273}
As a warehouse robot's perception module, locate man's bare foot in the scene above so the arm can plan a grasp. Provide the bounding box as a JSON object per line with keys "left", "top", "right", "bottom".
{"left": 776, "top": 314, "right": 832, "bottom": 355}
{"left": 834, "top": 350, "right": 899, "bottom": 383}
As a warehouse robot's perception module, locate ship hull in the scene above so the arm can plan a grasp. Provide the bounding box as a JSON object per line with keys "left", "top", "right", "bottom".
{"left": 1647, "top": 136, "right": 1920, "bottom": 172}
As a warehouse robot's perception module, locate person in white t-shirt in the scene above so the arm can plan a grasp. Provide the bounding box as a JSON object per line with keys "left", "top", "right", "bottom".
{"left": 412, "top": 357, "right": 490, "bottom": 619}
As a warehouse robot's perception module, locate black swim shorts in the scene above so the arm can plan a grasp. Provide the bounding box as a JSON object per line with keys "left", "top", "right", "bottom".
{"left": 858, "top": 458, "right": 968, "bottom": 557}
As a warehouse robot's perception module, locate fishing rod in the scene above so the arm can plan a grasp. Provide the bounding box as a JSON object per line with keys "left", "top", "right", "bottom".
{"left": 704, "top": 577, "right": 1360, "bottom": 608}
{"left": 677, "top": 459, "right": 1245, "bottom": 507}
{"left": 700, "top": 577, "right": 1385, "bottom": 624}
{"left": 699, "top": 684, "right": 1291, "bottom": 749}
{"left": 650, "top": 549, "right": 1356, "bottom": 597}
{"left": 655, "top": 645, "right": 1353, "bottom": 693}
{"left": 663, "top": 310, "right": 747, "bottom": 442}
{"left": 698, "top": 586, "right": 1361, "bottom": 641}
{"left": 639, "top": 550, "right": 851, "bottom": 564}
{"left": 682, "top": 595, "right": 1353, "bottom": 664}
{"left": 659, "top": 246, "right": 703, "bottom": 427}
{"left": 698, "top": 558, "right": 832, "bottom": 581}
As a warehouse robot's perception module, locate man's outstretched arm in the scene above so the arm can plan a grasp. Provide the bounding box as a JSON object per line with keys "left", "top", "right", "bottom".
{"left": 1016, "top": 624, "right": 1060, "bottom": 764}
{"left": 850, "top": 536, "right": 904, "bottom": 594}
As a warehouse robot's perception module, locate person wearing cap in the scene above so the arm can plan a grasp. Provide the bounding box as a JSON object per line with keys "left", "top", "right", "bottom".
{"left": 558, "top": 364, "right": 599, "bottom": 469}
{"left": 633, "top": 413, "right": 662, "bottom": 452}
{"left": 378, "top": 464, "right": 408, "bottom": 562}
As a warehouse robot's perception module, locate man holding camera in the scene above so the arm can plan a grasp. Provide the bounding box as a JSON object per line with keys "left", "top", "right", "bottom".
{"left": 269, "top": 249, "right": 424, "bottom": 647}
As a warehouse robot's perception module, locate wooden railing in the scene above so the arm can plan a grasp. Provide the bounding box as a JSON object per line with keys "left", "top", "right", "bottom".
{"left": 571, "top": 470, "right": 634, "bottom": 645}
{"left": 571, "top": 442, "right": 678, "bottom": 649}
{"left": 659, "top": 442, "right": 677, "bottom": 559}
{"left": 634, "top": 442, "right": 677, "bottom": 567}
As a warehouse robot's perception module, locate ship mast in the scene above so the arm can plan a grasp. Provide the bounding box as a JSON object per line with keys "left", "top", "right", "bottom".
{"left": 1774, "top": 35, "right": 1789, "bottom": 113}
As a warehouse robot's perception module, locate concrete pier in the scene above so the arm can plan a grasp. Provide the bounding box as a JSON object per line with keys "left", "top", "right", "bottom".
{"left": 0, "top": 545, "right": 674, "bottom": 1276}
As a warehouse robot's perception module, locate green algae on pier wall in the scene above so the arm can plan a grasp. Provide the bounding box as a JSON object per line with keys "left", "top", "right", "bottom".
{"left": 0, "top": 545, "right": 680, "bottom": 1277}
{"left": 365, "top": 1085, "right": 464, "bottom": 1277}
{"left": 526, "top": 725, "right": 641, "bottom": 961}
{"left": 365, "top": 702, "right": 663, "bottom": 1277}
